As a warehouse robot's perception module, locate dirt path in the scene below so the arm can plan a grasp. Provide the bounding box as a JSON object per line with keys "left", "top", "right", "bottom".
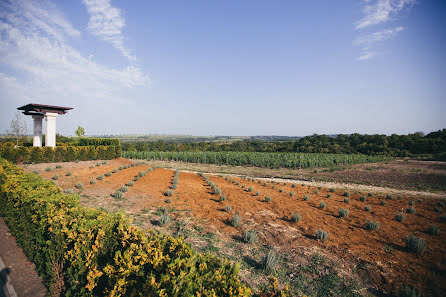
{"left": 0, "top": 217, "right": 46, "bottom": 297}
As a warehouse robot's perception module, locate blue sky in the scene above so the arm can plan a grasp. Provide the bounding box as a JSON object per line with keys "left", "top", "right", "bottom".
{"left": 0, "top": 0, "right": 445, "bottom": 136}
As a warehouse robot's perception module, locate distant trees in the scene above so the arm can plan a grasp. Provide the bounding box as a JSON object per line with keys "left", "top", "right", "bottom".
{"left": 7, "top": 112, "right": 28, "bottom": 146}
{"left": 75, "top": 126, "right": 85, "bottom": 138}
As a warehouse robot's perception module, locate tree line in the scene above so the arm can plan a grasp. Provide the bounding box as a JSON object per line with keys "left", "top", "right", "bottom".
{"left": 121, "top": 129, "right": 446, "bottom": 157}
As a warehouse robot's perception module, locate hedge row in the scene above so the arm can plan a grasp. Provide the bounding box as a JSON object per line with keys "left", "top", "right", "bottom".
{"left": 78, "top": 138, "right": 121, "bottom": 147}
{"left": 0, "top": 143, "right": 121, "bottom": 164}
{"left": 0, "top": 158, "right": 251, "bottom": 296}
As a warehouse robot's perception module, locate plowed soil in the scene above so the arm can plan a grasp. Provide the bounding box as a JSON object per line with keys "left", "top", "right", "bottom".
{"left": 22, "top": 158, "right": 446, "bottom": 296}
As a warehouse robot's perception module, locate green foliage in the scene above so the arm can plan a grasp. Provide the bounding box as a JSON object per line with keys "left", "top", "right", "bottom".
{"left": 75, "top": 182, "right": 83, "bottom": 189}
{"left": 291, "top": 213, "right": 301, "bottom": 223}
{"left": 90, "top": 179, "right": 96, "bottom": 184}
{"left": 247, "top": 187, "right": 253, "bottom": 192}
{"left": 364, "top": 205, "right": 371, "bottom": 211}
{"left": 52, "top": 174, "right": 59, "bottom": 180}
{"left": 316, "top": 230, "right": 329, "bottom": 242}
{"left": 386, "top": 195, "right": 393, "bottom": 200}
{"left": 366, "top": 221, "right": 380, "bottom": 230}
{"left": 97, "top": 175, "right": 104, "bottom": 180}
{"left": 291, "top": 184, "right": 296, "bottom": 188}
{"left": 66, "top": 171, "right": 72, "bottom": 176}
{"left": 426, "top": 225, "right": 439, "bottom": 235}
{"left": 313, "top": 189, "right": 318, "bottom": 194}
{"left": 360, "top": 196, "right": 366, "bottom": 202}
{"left": 367, "top": 192, "right": 373, "bottom": 197}
{"left": 164, "top": 190, "right": 174, "bottom": 197}
{"left": 338, "top": 208, "right": 349, "bottom": 218}
{"left": 231, "top": 213, "right": 242, "bottom": 228}
{"left": 303, "top": 195, "right": 309, "bottom": 201}
{"left": 225, "top": 205, "right": 232, "bottom": 212}
{"left": 381, "top": 200, "right": 387, "bottom": 206}
{"left": 64, "top": 188, "right": 74, "bottom": 194}
{"left": 264, "top": 196, "right": 271, "bottom": 202}
{"left": 56, "top": 164, "right": 62, "bottom": 169}
{"left": 329, "top": 188, "right": 335, "bottom": 192}
{"left": 279, "top": 188, "right": 283, "bottom": 193}
{"left": 126, "top": 181, "right": 134, "bottom": 186}
{"left": 319, "top": 201, "right": 327, "bottom": 209}
{"left": 214, "top": 188, "right": 221, "bottom": 195}
{"left": 343, "top": 192, "right": 350, "bottom": 197}
{"left": 159, "top": 213, "right": 171, "bottom": 226}
{"left": 395, "top": 212, "right": 406, "bottom": 222}
{"left": 219, "top": 195, "right": 226, "bottom": 202}
{"left": 105, "top": 172, "right": 112, "bottom": 177}
{"left": 77, "top": 137, "right": 120, "bottom": 147}
{"left": 404, "top": 235, "right": 426, "bottom": 255}
{"left": 262, "top": 250, "right": 277, "bottom": 272}
{"left": 326, "top": 194, "right": 332, "bottom": 198}
{"left": 343, "top": 198, "right": 350, "bottom": 204}
{"left": 289, "top": 191, "right": 295, "bottom": 197}
{"left": 120, "top": 186, "right": 128, "bottom": 193}
{"left": 406, "top": 207, "right": 416, "bottom": 214}
{"left": 409, "top": 200, "right": 415, "bottom": 206}
{"left": 243, "top": 230, "right": 257, "bottom": 244}
{"left": 113, "top": 190, "right": 123, "bottom": 199}
{"left": 46, "top": 167, "right": 52, "bottom": 172}
{"left": 75, "top": 126, "right": 85, "bottom": 138}
{"left": 398, "top": 285, "right": 421, "bottom": 297}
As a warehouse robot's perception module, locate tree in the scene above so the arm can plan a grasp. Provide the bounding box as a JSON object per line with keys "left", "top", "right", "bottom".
{"left": 75, "top": 126, "right": 85, "bottom": 138}
{"left": 7, "top": 112, "right": 28, "bottom": 146}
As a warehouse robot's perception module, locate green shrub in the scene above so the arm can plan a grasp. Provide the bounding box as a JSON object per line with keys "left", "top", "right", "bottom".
{"left": 243, "top": 230, "right": 257, "bottom": 244}
{"left": 395, "top": 212, "right": 406, "bottom": 222}
{"left": 89, "top": 165, "right": 94, "bottom": 169}
{"left": 262, "top": 250, "right": 277, "bottom": 272}
{"left": 105, "top": 172, "right": 112, "bottom": 177}
{"left": 265, "top": 196, "right": 271, "bottom": 202}
{"left": 138, "top": 171, "right": 145, "bottom": 177}
{"left": 231, "top": 213, "right": 242, "bottom": 228}
{"left": 329, "top": 188, "right": 335, "bottom": 192}
{"left": 319, "top": 201, "right": 327, "bottom": 209}
{"left": 121, "top": 186, "right": 128, "bottom": 193}
{"left": 64, "top": 188, "right": 74, "bottom": 194}
{"left": 343, "top": 192, "right": 350, "bottom": 197}
{"left": 90, "top": 179, "right": 96, "bottom": 184}
{"left": 434, "top": 207, "right": 442, "bottom": 213}
{"left": 112, "top": 169, "right": 118, "bottom": 173}
{"left": 279, "top": 189, "right": 283, "bottom": 193}
{"left": 75, "top": 182, "right": 83, "bottom": 189}
{"left": 316, "top": 230, "right": 329, "bottom": 242}
{"left": 409, "top": 200, "right": 414, "bottom": 206}
{"left": 364, "top": 205, "right": 371, "bottom": 211}
{"left": 303, "top": 195, "right": 309, "bottom": 201}
{"left": 164, "top": 190, "right": 173, "bottom": 197}
{"left": 398, "top": 285, "right": 421, "bottom": 297}
{"left": 96, "top": 163, "right": 101, "bottom": 167}
{"left": 381, "top": 200, "right": 387, "bottom": 206}
{"left": 426, "top": 225, "right": 439, "bottom": 235}
{"left": 404, "top": 235, "right": 426, "bottom": 255}
{"left": 338, "top": 208, "right": 349, "bottom": 218}
{"left": 219, "top": 195, "right": 226, "bottom": 202}
{"left": 113, "top": 190, "right": 122, "bottom": 199}
{"left": 417, "top": 199, "right": 422, "bottom": 203}
{"left": 165, "top": 199, "right": 171, "bottom": 204}
{"left": 66, "top": 171, "right": 72, "bottom": 176}
{"left": 313, "top": 190, "right": 318, "bottom": 194}
{"left": 56, "top": 164, "right": 62, "bottom": 169}
{"left": 406, "top": 207, "right": 416, "bottom": 214}
{"left": 247, "top": 187, "right": 253, "bottom": 192}
{"left": 438, "top": 201, "right": 445, "bottom": 207}
{"left": 97, "top": 175, "right": 104, "bottom": 180}
{"left": 134, "top": 176, "right": 140, "bottom": 181}
{"left": 272, "top": 185, "right": 276, "bottom": 189}
{"left": 225, "top": 205, "right": 232, "bottom": 212}
{"left": 289, "top": 191, "right": 294, "bottom": 197}
{"left": 367, "top": 193, "right": 373, "bottom": 197}
{"left": 214, "top": 188, "right": 221, "bottom": 195}
{"left": 366, "top": 221, "right": 380, "bottom": 230}
{"left": 386, "top": 195, "right": 393, "bottom": 200}
{"left": 344, "top": 198, "right": 350, "bottom": 204}
{"left": 255, "top": 192, "right": 260, "bottom": 196}
{"left": 32, "top": 169, "right": 38, "bottom": 174}
{"left": 292, "top": 184, "right": 296, "bottom": 188}
{"left": 52, "top": 174, "right": 59, "bottom": 180}
{"left": 127, "top": 181, "right": 134, "bottom": 186}
{"left": 360, "top": 196, "right": 366, "bottom": 202}
{"left": 327, "top": 194, "right": 332, "bottom": 198}
{"left": 45, "top": 167, "right": 52, "bottom": 172}
{"left": 291, "top": 213, "right": 301, "bottom": 223}
{"left": 158, "top": 213, "right": 171, "bottom": 226}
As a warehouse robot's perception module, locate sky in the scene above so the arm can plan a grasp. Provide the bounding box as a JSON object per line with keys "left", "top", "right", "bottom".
{"left": 0, "top": 0, "right": 445, "bottom": 137}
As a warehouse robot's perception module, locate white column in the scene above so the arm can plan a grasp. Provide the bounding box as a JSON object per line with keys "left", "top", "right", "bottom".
{"left": 45, "top": 112, "right": 58, "bottom": 147}
{"left": 32, "top": 115, "right": 44, "bottom": 147}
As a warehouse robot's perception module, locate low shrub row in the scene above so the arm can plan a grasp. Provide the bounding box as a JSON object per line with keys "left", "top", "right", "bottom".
{"left": 0, "top": 143, "right": 121, "bottom": 164}
{"left": 78, "top": 138, "right": 120, "bottom": 147}
{"left": 0, "top": 158, "right": 250, "bottom": 296}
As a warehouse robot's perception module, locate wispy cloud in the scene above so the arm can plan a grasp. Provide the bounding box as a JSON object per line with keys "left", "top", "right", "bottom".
{"left": 354, "top": 0, "right": 415, "bottom": 61}
{"left": 0, "top": 0, "right": 149, "bottom": 111}
{"left": 355, "top": 0, "right": 415, "bottom": 30}
{"left": 82, "top": 0, "right": 134, "bottom": 61}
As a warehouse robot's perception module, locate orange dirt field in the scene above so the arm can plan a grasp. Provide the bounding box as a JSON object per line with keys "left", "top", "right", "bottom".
{"left": 24, "top": 158, "right": 446, "bottom": 296}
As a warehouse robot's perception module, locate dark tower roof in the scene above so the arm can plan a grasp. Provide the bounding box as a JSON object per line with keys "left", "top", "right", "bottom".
{"left": 17, "top": 103, "right": 73, "bottom": 115}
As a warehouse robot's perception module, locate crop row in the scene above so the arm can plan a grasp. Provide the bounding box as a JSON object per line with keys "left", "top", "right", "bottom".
{"left": 123, "top": 151, "right": 392, "bottom": 169}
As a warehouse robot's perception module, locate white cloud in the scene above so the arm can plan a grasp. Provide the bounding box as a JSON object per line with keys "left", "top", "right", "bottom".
{"left": 82, "top": 0, "right": 134, "bottom": 61}
{"left": 356, "top": 51, "right": 378, "bottom": 61}
{"left": 355, "top": 26, "right": 404, "bottom": 45}
{"left": 356, "top": 0, "right": 415, "bottom": 30}
{"left": 0, "top": 0, "right": 150, "bottom": 126}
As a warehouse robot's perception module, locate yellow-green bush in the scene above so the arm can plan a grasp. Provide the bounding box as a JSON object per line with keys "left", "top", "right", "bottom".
{"left": 0, "top": 158, "right": 250, "bottom": 296}
{"left": 0, "top": 143, "right": 121, "bottom": 164}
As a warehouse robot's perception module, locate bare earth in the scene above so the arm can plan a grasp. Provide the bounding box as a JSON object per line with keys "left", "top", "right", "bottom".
{"left": 17, "top": 158, "right": 446, "bottom": 296}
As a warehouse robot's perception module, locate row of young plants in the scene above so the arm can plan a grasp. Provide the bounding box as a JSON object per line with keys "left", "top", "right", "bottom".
{"left": 112, "top": 165, "right": 156, "bottom": 199}
{"left": 0, "top": 158, "right": 251, "bottom": 296}
{"left": 123, "top": 150, "right": 392, "bottom": 169}
{"left": 164, "top": 169, "right": 180, "bottom": 198}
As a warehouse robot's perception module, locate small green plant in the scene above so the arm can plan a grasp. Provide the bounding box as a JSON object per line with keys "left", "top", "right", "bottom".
{"left": 272, "top": 185, "right": 276, "bottom": 189}
{"left": 243, "top": 230, "right": 257, "bottom": 244}
{"left": 329, "top": 188, "right": 335, "bottom": 193}
{"left": 102, "top": 160, "right": 107, "bottom": 164}
{"left": 417, "top": 199, "right": 423, "bottom": 203}
{"left": 214, "top": 188, "right": 221, "bottom": 195}
{"left": 426, "top": 225, "right": 439, "bottom": 235}
{"left": 89, "top": 165, "right": 94, "bottom": 169}
{"left": 380, "top": 200, "right": 387, "bottom": 206}
{"left": 65, "top": 171, "right": 72, "bottom": 176}
{"left": 126, "top": 181, "right": 134, "bottom": 186}
{"left": 231, "top": 213, "right": 242, "bottom": 228}
{"left": 313, "top": 190, "right": 318, "bottom": 194}
{"left": 112, "top": 169, "right": 118, "bottom": 173}
{"left": 97, "top": 175, "right": 104, "bottom": 180}
{"left": 292, "top": 184, "right": 296, "bottom": 188}
{"left": 291, "top": 213, "right": 301, "bottom": 223}
{"left": 52, "top": 174, "right": 59, "bottom": 180}
{"left": 395, "top": 212, "right": 406, "bottom": 222}
{"left": 255, "top": 191, "right": 260, "bottom": 196}
{"left": 159, "top": 213, "right": 171, "bottom": 226}
{"left": 319, "top": 201, "right": 327, "bottom": 209}
{"left": 406, "top": 207, "right": 416, "bottom": 214}
{"left": 138, "top": 171, "right": 145, "bottom": 177}
{"left": 134, "top": 176, "right": 140, "bottom": 181}
{"left": 364, "top": 205, "right": 371, "bottom": 211}
{"left": 165, "top": 199, "right": 171, "bottom": 203}
{"left": 409, "top": 200, "right": 415, "bottom": 206}
{"left": 360, "top": 196, "right": 366, "bottom": 202}
{"left": 121, "top": 186, "right": 128, "bottom": 192}
{"left": 367, "top": 192, "right": 373, "bottom": 197}
{"left": 247, "top": 187, "right": 253, "bottom": 192}
{"left": 45, "top": 167, "right": 52, "bottom": 172}
{"left": 90, "top": 179, "right": 96, "bottom": 184}
{"left": 438, "top": 201, "right": 445, "bottom": 207}
{"left": 289, "top": 191, "right": 295, "bottom": 197}
{"left": 219, "top": 195, "right": 226, "bottom": 202}
{"left": 404, "top": 235, "right": 426, "bottom": 255}
{"left": 366, "top": 220, "right": 380, "bottom": 230}
{"left": 113, "top": 190, "right": 122, "bottom": 199}
{"left": 344, "top": 198, "right": 350, "bottom": 204}
{"left": 303, "top": 195, "right": 309, "bottom": 201}
{"left": 105, "top": 172, "right": 112, "bottom": 177}
{"left": 343, "top": 192, "right": 350, "bottom": 197}
{"left": 316, "top": 230, "right": 329, "bottom": 242}
{"left": 398, "top": 285, "right": 421, "bottom": 297}
{"left": 32, "top": 169, "right": 38, "bottom": 174}
{"left": 386, "top": 194, "right": 393, "bottom": 200}
{"left": 264, "top": 196, "right": 271, "bottom": 202}
{"left": 434, "top": 207, "right": 442, "bottom": 213}
{"left": 75, "top": 182, "right": 83, "bottom": 189}
{"left": 56, "top": 164, "right": 62, "bottom": 169}
{"left": 64, "top": 188, "right": 74, "bottom": 194}
{"left": 326, "top": 194, "right": 332, "bottom": 198}
{"left": 338, "top": 208, "right": 350, "bottom": 218}
{"left": 279, "top": 188, "right": 283, "bottom": 193}
{"left": 164, "top": 190, "right": 173, "bottom": 196}
{"left": 96, "top": 163, "right": 101, "bottom": 167}
{"left": 225, "top": 205, "right": 232, "bottom": 212}
{"left": 241, "top": 185, "right": 246, "bottom": 189}
{"left": 262, "top": 250, "right": 277, "bottom": 272}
